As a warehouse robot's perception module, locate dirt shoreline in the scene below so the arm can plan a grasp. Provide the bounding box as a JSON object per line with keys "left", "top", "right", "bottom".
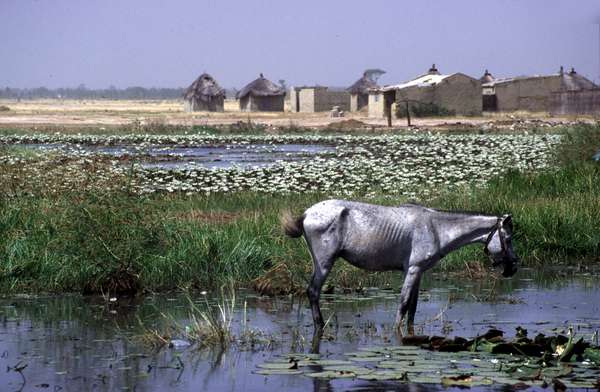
{"left": 0, "top": 98, "right": 595, "bottom": 131}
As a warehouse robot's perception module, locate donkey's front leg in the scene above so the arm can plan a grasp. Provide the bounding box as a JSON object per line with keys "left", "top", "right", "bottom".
{"left": 395, "top": 265, "right": 423, "bottom": 332}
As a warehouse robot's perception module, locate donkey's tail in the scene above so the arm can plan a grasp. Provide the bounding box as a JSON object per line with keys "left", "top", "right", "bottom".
{"left": 281, "top": 210, "right": 305, "bottom": 238}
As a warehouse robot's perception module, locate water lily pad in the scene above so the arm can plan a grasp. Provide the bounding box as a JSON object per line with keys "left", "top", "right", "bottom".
{"left": 348, "top": 356, "right": 386, "bottom": 362}
{"left": 307, "top": 359, "right": 353, "bottom": 367}
{"left": 386, "top": 345, "right": 421, "bottom": 351}
{"left": 345, "top": 351, "right": 381, "bottom": 358}
{"left": 357, "top": 346, "right": 387, "bottom": 353}
{"left": 490, "top": 376, "right": 524, "bottom": 385}
{"left": 408, "top": 375, "right": 442, "bottom": 384}
{"left": 283, "top": 353, "right": 320, "bottom": 360}
{"left": 322, "top": 365, "right": 373, "bottom": 375}
{"left": 377, "top": 360, "right": 413, "bottom": 369}
{"left": 474, "top": 370, "right": 506, "bottom": 378}
{"left": 305, "top": 370, "right": 356, "bottom": 379}
{"left": 254, "top": 369, "right": 303, "bottom": 376}
{"left": 358, "top": 370, "right": 408, "bottom": 381}
{"left": 541, "top": 365, "right": 573, "bottom": 378}
{"left": 258, "top": 362, "right": 298, "bottom": 370}
{"left": 568, "top": 381, "right": 599, "bottom": 389}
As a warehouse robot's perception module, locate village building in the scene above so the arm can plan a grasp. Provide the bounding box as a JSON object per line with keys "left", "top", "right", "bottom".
{"left": 481, "top": 67, "right": 596, "bottom": 113}
{"left": 289, "top": 86, "right": 350, "bottom": 113}
{"left": 480, "top": 69, "right": 494, "bottom": 84}
{"left": 348, "top": 73, "right": 378, "bottom": 112}
{"left": 237, "top": 74, "right": 286, "bottom": 112}
{"left": 369, "top": 65, "right": 482, "bottom": 118}
{"left": 183, "top": 73, "right": 225, "bottom": 112}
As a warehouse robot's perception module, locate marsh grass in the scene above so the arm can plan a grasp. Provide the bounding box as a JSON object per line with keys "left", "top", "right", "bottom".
{"left": 1, "top": 161, "right": 598, "bottom": 293}
{"left": 132, "top": 286, "right": 276, "bottom": 351}
{"left": 0, "top": 124, "right": 598, "bottom": 293}
{"left": 184, "top": 287, "right": 235, "bottom": 348}
{"left": 438, "top": 124, "right": 600, "bottom": 268}
{"left": 556, "top": 123, "right": 600, "bottom": 165}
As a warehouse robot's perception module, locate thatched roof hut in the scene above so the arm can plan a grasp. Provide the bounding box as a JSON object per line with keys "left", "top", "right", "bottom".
{"left": 183, "top": 73, "right": 225, "bottom": 112}
{"left": 237, "top": 74, "right": 285, "bottom": 112}
{"left": 348, "top": 73, "right": 378, "bottom": 111}
{"left": 347, "top": 73, "right": 379, "bottom": 95}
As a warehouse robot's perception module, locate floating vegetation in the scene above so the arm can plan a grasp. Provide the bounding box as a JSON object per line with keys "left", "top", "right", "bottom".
{"left": 0, "top": 132, "right": 559, "bottom": 198}
{"left": 255, "top": 327, "right": 600, "bottom": 388}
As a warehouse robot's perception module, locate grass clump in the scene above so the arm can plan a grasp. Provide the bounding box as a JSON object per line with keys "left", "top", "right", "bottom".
{"left": 133, "top": 286, "right": 274, "bottom": 351}
{"left": 184, "top": 287, "right": 235, "bottom": 348}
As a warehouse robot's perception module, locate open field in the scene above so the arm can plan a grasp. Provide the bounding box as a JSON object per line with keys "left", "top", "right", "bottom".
{"left": 0, "top": 98, "right": 596, "bottom": 131}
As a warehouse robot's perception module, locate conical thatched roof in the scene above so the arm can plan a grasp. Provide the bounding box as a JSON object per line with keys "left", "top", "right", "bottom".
{"left": 237, "top": 74, "right": 285, "bottom": 99}
{"left": 183, "top": 73, "right": 225, "bottom": 102}
{"left": 347, "top": 73, "right": 378, "bottom": 95}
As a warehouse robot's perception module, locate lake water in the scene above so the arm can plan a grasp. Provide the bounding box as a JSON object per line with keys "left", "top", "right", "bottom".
{"left": 1, "top": 266, "right": 599, "bottom": 391}
{"left": 20, "top": 143, "right": 337, "bottom": 169}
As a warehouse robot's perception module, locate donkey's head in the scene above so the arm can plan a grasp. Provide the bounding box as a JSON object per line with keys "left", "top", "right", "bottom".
{"left": 484, "top": 215, "right": 519, "bottom": 277}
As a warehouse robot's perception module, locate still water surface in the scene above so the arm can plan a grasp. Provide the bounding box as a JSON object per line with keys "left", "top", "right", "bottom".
{"left": 1, "top": 267, "right": 599, "bottom": 391}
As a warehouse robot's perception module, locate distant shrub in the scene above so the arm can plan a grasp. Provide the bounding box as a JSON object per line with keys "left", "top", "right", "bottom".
{"left": 395, "top": 102, "right": 454, "bottom": 118}
{"left": 0, "top": 105, "right": 10, "bottom": 112}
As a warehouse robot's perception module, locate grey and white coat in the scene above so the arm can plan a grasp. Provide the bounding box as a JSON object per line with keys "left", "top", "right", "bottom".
{"left": 282, "top": 199, "right": 519, "bottom": 332}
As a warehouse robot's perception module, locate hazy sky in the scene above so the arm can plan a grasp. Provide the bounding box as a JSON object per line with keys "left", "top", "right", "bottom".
{"left": 1, "top": 0, "right": 599, "bottom": 89}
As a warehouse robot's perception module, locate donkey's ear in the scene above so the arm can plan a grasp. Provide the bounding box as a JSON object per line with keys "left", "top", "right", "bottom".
{"left": 502, "top": 214, "right": 513, "bottom": 229}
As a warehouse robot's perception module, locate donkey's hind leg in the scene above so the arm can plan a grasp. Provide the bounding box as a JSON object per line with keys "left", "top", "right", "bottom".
{"left": 307, "top": 253, "right": 336, "bottom": 331}
{"left": 305, "top": 239, "right": 338, "bottom": 331}
{"left": 303, "top": 205, "right": 346, "bottom": 331}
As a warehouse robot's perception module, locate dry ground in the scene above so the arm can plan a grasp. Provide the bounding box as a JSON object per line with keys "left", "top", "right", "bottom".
{"left": 0, "top": 98, "right": 593, "bottom": 131}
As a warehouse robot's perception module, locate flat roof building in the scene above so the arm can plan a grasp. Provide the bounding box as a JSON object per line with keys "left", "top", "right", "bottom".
{"left": 289, "top": 86, "right": 350, "bottom": 113}
{"left": 369, "top": 65, "right": 482, "bottom": 118}
{"left": 482, "top": 67, "right": 596, "bottom": 112}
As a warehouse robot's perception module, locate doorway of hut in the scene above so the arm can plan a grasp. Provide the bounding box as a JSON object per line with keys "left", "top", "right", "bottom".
{"left": 483, "top": 94, "right": 497, "bottom": 112}
{"left": 383, "top": 90, "right": 396, "bottom": 126}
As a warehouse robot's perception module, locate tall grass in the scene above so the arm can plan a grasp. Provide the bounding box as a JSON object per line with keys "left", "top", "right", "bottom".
{"left": 0, "top": 191, "right": 318, "bottom": 293}
{"left": 436, "top": 163, "right": 600, "bottom": 267}
{"left": 0, "top": 125, "right": 598, "bottom": 293}
{"left": 437, "top": 124, "right": 600, "bottom": 267}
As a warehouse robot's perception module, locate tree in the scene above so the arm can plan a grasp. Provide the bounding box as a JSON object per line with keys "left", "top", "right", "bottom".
{"left": 363, "top": 69, "right": 386, "bottom": 83}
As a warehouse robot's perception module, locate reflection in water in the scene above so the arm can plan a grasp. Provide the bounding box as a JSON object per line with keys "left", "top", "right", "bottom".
{"left": 0, "top": 267, "right": 599, "bottom": 391}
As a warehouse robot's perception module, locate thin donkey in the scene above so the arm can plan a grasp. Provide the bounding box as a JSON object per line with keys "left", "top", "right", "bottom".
{"left": 282, "top": 199, "right": 519, "bottom": 332}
